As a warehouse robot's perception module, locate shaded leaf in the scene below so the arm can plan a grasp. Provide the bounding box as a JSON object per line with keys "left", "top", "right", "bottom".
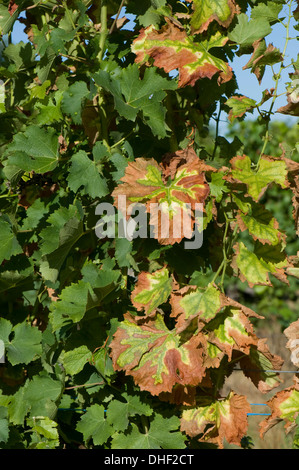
{"left": 76, "top": 404, "right": 112, "bottom": 446}
{"left": 239, "top": 338, "right": 283, "bottom": 393}
{"left": 67, "top": 150, "right": 109, "bottom": 198}
{"left": 111, "top": 413, "right": 186, "bottom": 449}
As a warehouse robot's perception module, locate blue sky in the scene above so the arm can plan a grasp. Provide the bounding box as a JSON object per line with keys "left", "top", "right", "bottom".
{"left": 10, "top": 6, "right": 298, "bottom": 129}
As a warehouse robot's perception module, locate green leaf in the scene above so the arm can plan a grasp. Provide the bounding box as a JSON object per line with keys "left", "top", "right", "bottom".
{"left": 230, "top": 155, "right": 288, "bottom": 201}
{"left": 76, "top": 404, "right": 112, "bottom": 446}
{"left": 0, "top": 218, "right": 22, "bottom": 264}
{"left": 0, "top": 407, "right": 9, "bottom": 444}
{"left": 208, "top": 172, "right": 229, "bottom": 202}
{"left": 236, "top": 200, "right": 283, "bottom": 245}
{"left": 106, "top": 392, "right": 153, "bottom": 432}
{"left": 233, "top": 241, "right": 288, "bottom": 287}
{"left": 114, "top": 237, "right": 139, "bottom": 270}
{"left": 250, "top": 1, "right": 283, "bottom": 23}
{"left": 0, "top": 2, "right": 27, "bottom": 35}
{"left": 4, "top": 125, "right": 59, "bottom": 175}
{"left": 39, "top": 204, "right": 84, "bottom": 283}
{"left": 111, "top": 414, "right": 185, "bottom": 449}
{"left": 49, "top": 263, "right": 120, "bottom": 330}
{"left": 61, "top": 81, "right": 90, "bottom": 124}
{"left": 27, "top": 416, "right": 59, "bottom": 449}
{"left": 228, "top": 13, "right": 272, "bottom": 47}
{"left": 0, "top": 320, "right": 42, "bottom": 366}
{"left": 63, "top": 345, "right": 92, "bottom": 375}
{"left": 3, "top": 42, "right": 34, "bottom": 72}
{"left": 67, "top": 150, "right": 109, "bottom": 198}
{"left": 94, "top": 64, "right": 176, "bottom": 137}
{"left": 9, "top": 374, "right": 63, "bottom": 425}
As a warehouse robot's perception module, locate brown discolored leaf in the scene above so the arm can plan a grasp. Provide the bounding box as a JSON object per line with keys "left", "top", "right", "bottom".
{"left": 109, "top": 313, "right": 207, "bottom": 395}
{"left": 260, "top": 380, "right": 299, "bottom": 437}
{"left": 205, "top": 307, "right": 258, "bottom": 361}
{"left": 284, "top": 319, "right": 299, "bottom": 367}
{"left": 187, "top": 0, "right": 238, "bottom": 34}
{"left": 239, "top": 338, "right": 283, "bottom": 393}
{"left": 131, "top": 267, "right": 175, "bottom": 317}
{"left": 8, "top": 0, "right": 18, "bottom": 16}
{"left": 282, "top": 156, "right": 299, "bottom": 236}
{"left": 111, "top": 149, "right": 210, "bottom": 245}
{"left": 243, "top": 40, "right": 283, "bottom": 84}
{"left": 131, "top": 18, "right": 233, "bottom": 87}
{"left": 180, "top": 391, "right": 251, "bottom": 448}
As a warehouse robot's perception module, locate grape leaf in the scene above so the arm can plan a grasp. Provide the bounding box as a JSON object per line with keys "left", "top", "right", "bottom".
{"left": 106, "top": 392, "right": 153, "bottom": 432}
{"left": 260, "top": 385, "right": 299, "bottom": 437}
{"left": 39, "top": 204, "right": 84, "bottom": 283}
{"left": 228, "top": 13, "right": 272, "bottom": 47}
{"left": 225, "top": 95, "right": 257, "bottom": 122}
{"left": 181, "top": 391, "right": 251, "bottom": 448}
{"left": 243, "top": 40, "right": 283, "bottom": 84}
{"left": 0, "top": 79, "right": 5, "bottom": 114}
{"left": 61, "top": 81, "right": 90, "bottom": 124}
{"left": 62, "top": 345, "right": 92, "bottom": 375}
{"left": 76, "top": 404, "right": 113, "bottom": 446}
{"left": 170, "top": 284, "right": 222, "bottom": 331}
{"left": 93, "top": 64, "right": 176, "bottom": 138}
{"left": 67, "top": 150, "right": 109, "bottom": 198}
{"left": 205, "top": 307, "right": 258, "bottom": 360}
{"left": 131, "top": 19, "right": 233, "bottom": 87}
{"left": 131, "top": 267, "right": 173, "bottom": 315}
{"left": 250, "top": 1, "right": 283, "bottom": 23}
{"left": 49, "top": 262, "right": 120, "bottom": 330}
{"left": 9, "top": 374, "right": 63, "bottom": 425}
{"left": 239, "top": 339, "right": 283, "bottom": 393}
{"left": 230, "top": 155, "right": 288, "bottom": 201}
{"left": 111, "top": 414, "right": 186, "bottom": 449}
{"left": 189, "top": 0, "right": 237, "bottom": 33}
{"left": 0, "top": 320, "right": 42, "bottom": 366}
{"left": 0, "top": 218, "right": 22, "bottom": 264}
{"left": 112, "top": 150, "right": 210, "bottom": 245}
{"left": 235, "top": 199, "right": 284, "bottom": 245}
{"left": 233, "top": 241, "right": 288, "bottom": 287}
{"left": 0, "top": 407, "right": 9, "bottom": 444}
{"left": 110, "top": 313, "right": 206, "bottom": 395}
{"left": 4, "top": 125, "right": 59, "bottom": 176}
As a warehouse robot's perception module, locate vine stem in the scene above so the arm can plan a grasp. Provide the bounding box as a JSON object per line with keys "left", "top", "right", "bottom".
{"left": 109, "top": 0, "right": 126, "bottom": 34}
{"left": 165, "top": 93, "right": 179, "bottom": 152}
{"left": 98, "top": 0, "right": 109, "bottom": 62}
{"left": 257, "top": 0, "right": 293, "bottom": 168}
